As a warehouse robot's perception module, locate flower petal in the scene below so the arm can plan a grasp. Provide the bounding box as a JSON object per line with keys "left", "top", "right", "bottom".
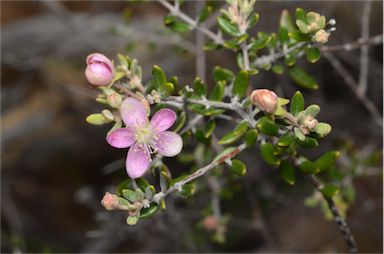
{"left": 106, "top": 128, "right": 135, "bottom": 148}
{"left": 152, "top": 131, "right": 183, "bottom": 157}
{"left": 120, "top": 97, "right": 148, "bottom": 128}
{"left": 86, "top": 53, "right": 113, "bottom": 73}
{"left": 150, "top": 108, "right": 177, "bottom": 132}
{"left": 126, "top": 143, "right": 151, "bottom": 179}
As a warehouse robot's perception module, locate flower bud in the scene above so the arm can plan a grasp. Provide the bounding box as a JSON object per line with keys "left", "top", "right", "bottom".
{"left": 85, "top": 53, "right": 114, "bottom": 86}
{"left": 250, "top": 89, "right": 278, "bottom": 114}
{"left": 313, "top": 29, "right": 330, "bottom": 44}
{"left": 101, "top": 192, "right": 119, "bottom": 210}
{"left": 107, "top": 92, "right": 123, "bottom": 108}
{"left": 303, "top": 115, "right": 318, "bottom": 130}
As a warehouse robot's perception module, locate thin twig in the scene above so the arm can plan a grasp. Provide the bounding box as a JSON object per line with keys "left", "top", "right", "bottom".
{"left": 358, "top": 0, "right": 372, "bottom": 95}
{"left": 302, "top": 173, "right": 358, "bottom": 253}
{"left": 324, "top": 52, "right": 382, "bottom": 127}
{"left": 196, "top": 1, "right": 206, "bottom": 81}
{"left": 157, "top": 0, "right": 224, "bottom": 44}
{"left": 320, "top": 34, "right": 382, "bottom": 52}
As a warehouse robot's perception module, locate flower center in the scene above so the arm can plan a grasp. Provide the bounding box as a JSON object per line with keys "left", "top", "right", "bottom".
{"left": 135, "top": 125, "right": 155, "bottom": 145}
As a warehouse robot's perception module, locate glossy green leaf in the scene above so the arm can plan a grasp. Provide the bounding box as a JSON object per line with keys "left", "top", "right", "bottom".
{"left": 140, "top": 203, "right": 159, "bottom": 219}
{"left": 152, "top": 65, "right": 166, "bottom": 88}
{"left": 231, "top": 159, "right": 247, "bottom": 176}
{"left": 290, "top": 91, "right": 304, "bottom": 115}
{"left": 197, "top": 5, "right": 212, "bottom": 24}
{"left": 178, "top": 183, "right": 196, "bottom": 198}
{"left": 164, "top": 15, "right": 191, "bottom": 33}
{"left": 278, "top": 26, "right": 289, "bottom": 43}
{"left": 314, "top": 122, "right": 331, "bottom": 136}
{"left": 295, "top": 136, "right": 319, "bottom": 147}
{"left": 257, "top": 116, "right": 279, "bottom": 136}
{"left": 204, "top": 40, "right": 221, "bottom": 50}
{"left": 232, "top": 70, "right": 249, "bottom": 97}
{"left": 244, "top": 129, "right": 258, "bottom": 147}
{"left": 247, "top": 13, "right": 259, "bottom": 28}
{"left": 296, "top": 20, "right": 309, "bottom": 34}
{"left": 306, "top": 47, "right": 321, "bottom": 63}
{"left": 118, "top": 197, "right": 129, "bottom": 206}
{"left": 217, "top": 16, "right": 241, "bottom": 36}
{"left": 272, "top": 64, "right": 284, "bottom": 75}
{"left": 295, "top": 8, "right": 307, "bottom": 22}
{"left": 288, "top": 30, "right": 312, "bottom": 42}
{"left": 213, "top": 146, "right": 237, "bottom": 162}
{"left": 284, "top": 54, "right": 297, "bottom": 66}
{"left": 288, "top": 66, "right": 319, "bottom": 90}
{"left": 320, "top": 184, "right": 340, "bottom": 197}
{"left": 204, "top": 120, "right": 216, "bottom": 138}
{"left": 190, "top": 104, "right": 225, "bottom": 116}
{"left": 195, "top": 129, "right": 211, "bottom": 145}
{"left": 279, "top": 159, "right": 296, "bottom": 185}
{"left": 299, "top": 159, "right": 319, "bottom": 174}
{"left": 316, "top": 151, "right": 340, "bottom": 172}
{"left": 209, "top": 81, "right": 226, "bottom": 101}
{"left": 278, "top": 133, "right": 295, "bottom": 146}
{"left": 158, "top": 82, "right": 174, "bottom": 97}
{"left": 122, "top": 189, "right": 137, "bottom": 203}
{"left": 213, "top": 66, "right": 234, "bottom": 82}
{"left": 294, "top": 127, "right": 306, "bottom": 141}
{"left": 126, "top": 216, "right": 139, "bottom": 225}
{"left": 260, "top": 143, "right": 280, "bottom": 166}
{"left": 218, "top": 121, "right": 249, "bottom": 145}
{"left": 249, "top": 32, "right": 270, "bottom": 51}
{"left": 135, "top": 188, "right": 145, "bottom": 201}
{"left": 194, "top": 77, "right": 207, "bottom": 96}
{"left": 135, "top": 178, "right": 150, "bottom": 191}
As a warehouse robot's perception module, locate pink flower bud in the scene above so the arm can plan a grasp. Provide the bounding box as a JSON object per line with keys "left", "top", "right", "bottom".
{"left": 101, "top": 192, "right": 119, "bottom": 210}
{"left": 250, "top": 89, "right": 278, "bottom": 114}
{"left": 85, "top": 53, "right": 114, "bottom": 86}
{"left": 202, "top": 216, "right": 219, "bottom": 231}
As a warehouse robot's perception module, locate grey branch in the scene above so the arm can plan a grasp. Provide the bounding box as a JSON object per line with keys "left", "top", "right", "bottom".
{"left": 358, "top": 0, "right": 372, "bottom": 95}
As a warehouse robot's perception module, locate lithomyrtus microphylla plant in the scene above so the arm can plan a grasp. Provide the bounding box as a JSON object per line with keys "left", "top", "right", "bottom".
{"left": 85, "top": 1, "right": 357, "bottom": 252}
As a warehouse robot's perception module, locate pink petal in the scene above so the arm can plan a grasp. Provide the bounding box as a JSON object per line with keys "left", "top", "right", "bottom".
{"left": 126, "top": 143, "right": 151, "bottom": 179}
{"left": 150, "top": 108, "right": 177, "bottom": 132}
{"left": 152, "top": 131, "right": 183, "bottom": 157}
{"left": 120, "top": 97, "right": 148, "bottom": 128}
{"left": 86, "top": 53, "right": 113, "bottom": 73}
{"left": 106, "top": 128, "right": 135, "bottom": 148}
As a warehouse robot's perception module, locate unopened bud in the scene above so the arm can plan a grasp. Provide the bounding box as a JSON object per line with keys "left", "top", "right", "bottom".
{"left": 107, "top": 92, "right": 122, "bottom": 108}
{"left": 101, "top": 192, "right": 119, "bottom": 210}
{"left": 303, "top": 115, "right": 318, "bottom": 130}
{"left": 203, "top": 216, "right": 219, "bottom": 231}
{"left": 250, "top": 89, "right": 278, "bottom": 114}
{"left": 313, "top": 29, "right": 330, "bottom": 44}
{"left": 101, "top": 109, "right": 115, "bottom": 121}
{"left": 85, "top": 53, "right": 114, "bottom": 86}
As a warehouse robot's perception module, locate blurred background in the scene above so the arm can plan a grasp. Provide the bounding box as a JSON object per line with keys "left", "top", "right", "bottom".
{"left": 1, "top": 1, "right": 382, "bottom": 253}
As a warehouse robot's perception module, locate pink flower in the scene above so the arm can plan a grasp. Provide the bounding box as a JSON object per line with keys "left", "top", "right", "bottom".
{"left": 101, "top": 192, "right": 119, "bottom": 210}
{"left": 85, "top": 53, "right": 114, "bottom": 86}
{"left": 107, "top": 97, "right": 183, "bottom": 179}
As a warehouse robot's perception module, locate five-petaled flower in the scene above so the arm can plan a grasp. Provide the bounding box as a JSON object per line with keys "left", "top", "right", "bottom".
{"left": 107, "top": 97, "right": 183, "bottom": 179}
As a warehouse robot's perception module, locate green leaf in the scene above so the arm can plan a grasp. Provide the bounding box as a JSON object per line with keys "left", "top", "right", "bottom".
{"left": 218, "top": 121, "right": 249, "bottom": 145}
{"left": 135, "top": 188, "right": 145, "bottom": 201}
{"left": 172, "top": 111, "right": 186, "bottom": 132}
{"left": 164, "top": 15, "right": 191, "bottom": 33}
{"left": 117, "top": 53, "right": 128, "bottom": 67}
{"left": 126, "top": 216, "right": 139, "bottom": 225}
{"left": 152, "top": 65, "right": 166, "bottom": 88}
{"left": 295, "top": 8, "right": 307, "bottom": 22}
{"left": 232, "top": 70, "right": 249, "bottom": 97}
{"left": 204, "top": 40, "right": 221, "bottom": 50}
{"left": 278, "top": 26, "right": 289, "bottom": 43}
{"left": 290, "top": 88, "right": 304, "bottom": 110}
{"left": 320, "top": 184, "right": 340, "bottom": 197}
{"left": 140, "top": 203, "right": 160, "bottom": 219}
{"left": 299, "top": 159, "right": 319, "bottom": 174}
{"left": 118, "top": 197, "right": 129, "bottom": 206}
{"left": 316, "top": 151, "right": 340, "bottom": 172}
{"left": 284, "top": 54, "right": 297, "bottom": 66}
{"left": 279, "top": 159, "right": 296, "bottom": 185}
{"left": 197, "top": 5, "right": 212, "bottom": 24}
{"left": 158, "top": 82, "right": 174, "bottom": 98}
{"left": 244, "top": 129, "right": 258, "bottom": 147}
{"left": 304, "top": 104, "right": 320, "bottom": 117}
{"left": 305, "top": 47, "right": 321, "bottom": 63}
{"left": 194, "top": 77, "right": 207, "bottom": 96}
{"left": 213, "top": 146, "right": 237, "bottom": 162}
{"left": 280, "top": 9, "right": 296, "bottom": 32}
{"left": 296, "top": 20, "right": 309, "bottom": 34}
{"left": 277, "top": 133, "right": 295, "bottom": 146}
{"left": 249, "top": 32, "right": 270, "bottom": 51}
{"left": 195, "top": 129, "right": 211, "bottom": 145}
{"left": 272, "top": 64, "right": 284, "bottom": 75}
{"left": 288, "top": 66, "right": 319, "bottom": 90}
{"left": 314, "top": 122, "right": 331, "bottom": 136}
{"left": 247, "top": 13, "right": 259, "bottom": 28}
{"left": 217, "top": 16, "right": 241, "bottom": 36}
{"left": 294, "top": 127, "right": 306, "bottom": 141}
{"left": 204, "top": 120, "right": 216, "bottom": 138}
{"left": 122, "top": 189, "right": 137, "bottom": 203}
{"left": 178, "top": 183, "right": 196, "bottom": 198}
{"left": 86, "top": 113, "right": 111, "bottom": 125}
{"left": 295, "top": 136, "right": 319, "bottom": 147}
{"left": 190, "top": 104, "right": 225, "bottom": 116}
{"left": 231, "top": 159, "right": 247, "bottom": 176}
{"left": 260, "top": 143, "right": 280, "bottom": 166}
{"left": 209, "top": 81, "right": 226, "bottom": 101}
{"left": 288, "top": 30, "right": 312, "bottom": 42}
{"left": 257, "top": 116, "right": 279, "bottom": 136}
{"left": 213, "top": 66, "right": 234, "bottom": 82}
{"left": 135, "top": 178, "right": 150, "bottom": 191}
{"left": 144, "top": 185, "right": 156, "bottom": 200}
